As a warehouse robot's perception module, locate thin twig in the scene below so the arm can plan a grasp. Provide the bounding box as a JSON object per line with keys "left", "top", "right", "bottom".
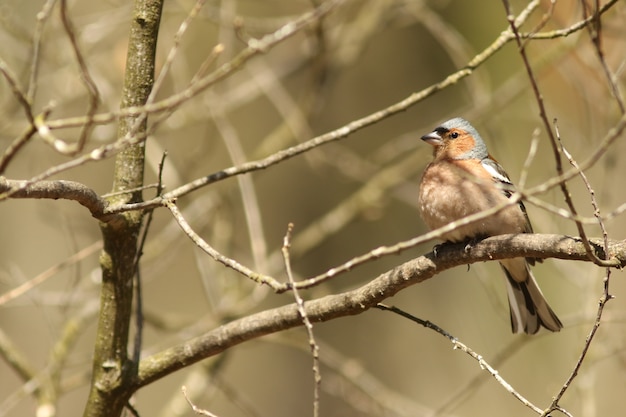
{"left": 164, "top": 200, "right": 279, "bottom": 287}
{"left": 547, "top": 269, "right": 613, "bottom": 415}
{"left": 27, "top": 0, "right": 56, "bottom": 102}
{"left": 519, "top": 0, "right": 618, "bottom": 40}
{"left": 149, "top": 0, "right": 208, "bottom": 104}
{"left": 0, "top": 241, "right": 102, "bottom": 305}
{"left": 0, "top": 1, "right": 339, "bottom": 203}
{"left": 0, "top": 58, "right": 34, "bottom": 123}
{"left": 29, "top": 0, "right": 618, "bottom": 134}
{"left": 58, "top": 0, "right": 100, "bottom": 155}
{"left": 502, "top": 0, "right": 609, "bottom": 266}
{"left": 581, "top": 0, "right": 625, "bottom": 113}
{"left": 131, "top": 153, "right": 167, "bottom": 364}
{"left": 182, "top": 386, "right": 221, "bottom": 416}
{"left": 375, "top": 304, "right": 547, "bottom": 415}
{"left": 282, "top": 223, "right": 321, "bottom": 417}
{"left": 517, "top": 128, "right": 540, "bottom": 190}
{"left": 211, "top": 98, "right": 268, "bottom": 272}
{"left": 136, "top": 233, "right": 626, "bottom": 387}
{"left": 554, "top": 119, "right": 610, "bottom": 259}
{"left": 0, "top": 125, "right": 37, "bottom": 175}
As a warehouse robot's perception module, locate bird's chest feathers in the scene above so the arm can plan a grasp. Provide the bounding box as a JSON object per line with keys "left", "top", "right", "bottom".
{"left": 418, "top": 160, "right": 516, "bottom": 240}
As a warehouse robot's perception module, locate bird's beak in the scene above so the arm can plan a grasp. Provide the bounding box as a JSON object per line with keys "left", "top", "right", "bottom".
{"left": 421, "top": 131, "right": 443, "bottom": 146}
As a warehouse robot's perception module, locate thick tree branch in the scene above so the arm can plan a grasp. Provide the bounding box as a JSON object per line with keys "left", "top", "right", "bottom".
{"left": 85, "top": 0, "right": 163, "bottom": 416}
{"left": 136, "top": 234, "right": 625, "bottom": 387}
{"left": 0, "top": 177, "right": 111, "bottom": 220}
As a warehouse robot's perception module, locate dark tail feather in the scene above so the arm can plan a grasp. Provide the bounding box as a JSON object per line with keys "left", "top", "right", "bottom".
{"left": 500, "top": 260, "right": 562, "bottom": 334}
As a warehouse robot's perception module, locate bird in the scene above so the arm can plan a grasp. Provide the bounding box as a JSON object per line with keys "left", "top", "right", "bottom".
{"left": 418, "top": 117, "right": 562, "bottom": 334}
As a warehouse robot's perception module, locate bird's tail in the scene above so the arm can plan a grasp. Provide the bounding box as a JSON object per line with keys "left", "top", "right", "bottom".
{"left": 499, "top": 259, "right": 563, "bottom": 334}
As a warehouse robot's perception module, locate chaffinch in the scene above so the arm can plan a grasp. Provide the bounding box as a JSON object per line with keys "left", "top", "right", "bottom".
{"left": 418, "top": 117, "right": 562, "bottom": 334}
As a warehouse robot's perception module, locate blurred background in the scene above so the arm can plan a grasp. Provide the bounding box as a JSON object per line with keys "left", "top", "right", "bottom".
{"left": 1, "top": 0, "right": 625, "bottom": 416}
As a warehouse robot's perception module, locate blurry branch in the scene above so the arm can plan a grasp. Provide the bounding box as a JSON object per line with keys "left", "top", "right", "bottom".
{"left": 263, "top": 148, "right": 425, "bottom": 272}
{"left": 111, "top": 0, "right": 541, "bottom": 212}
{"left": 406, "top": 0, "right": 491, "bottom": 107}
{"left": 0, "top": 0, "right": 339, "bottom": 201}
{"left": 27, "top": 0, "right": 56, "bottom": 101}
{"left": 0, "top": 125, "right": 37, "bottom": 175}
{"left": 149, "top": 0, "right": 208, "bottom": 103}
{"left": 29, "top": 0, "right": 617, "bottom": 130}
{"left": 504, "top": 0, "right": 601, "bottom": 266}
{"left": 57, "top": 0, "right": 100, "bottom": 156}
{"left": 581, "top": 0, "right": 625, "bottom": 113}
{"left": 0, "top": 58, "right": 34, "bottom": 124}
{"left": 0, "top": 329, "right": 38, "bottom": 388}
{"left": 211, "top": 98, "right": 268, "bottom": 272}
{"left": 0, "top": 302, "right": 99, "bottom": 416}
{"left": 182, "top": 386, "right": 221, "bottom": 417}
{"left": 0, "top": 241, "right": 102, "bottom": 306}
{"left": 269, "top": 334, "right": 437, "bottom": 416}
{"left": 504, "top": 1, "right": 622, "bottom": 413}
{"left": 504, "top": 0, "right": 625, "bottom": 267}
{"left": 43, "top": 0, "right": 340, "bottom": 131}
{"left": 136, "top": 233, "right": 626, "bottom": 388}
{"left": 107, "top": 0, "right": 626, "bottom": 216}
{"left": 521, "top": 0, "right": 618, "bottom": 40}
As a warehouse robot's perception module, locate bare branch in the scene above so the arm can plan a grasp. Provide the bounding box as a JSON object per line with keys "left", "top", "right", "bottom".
{"left": 0, "top": 177, "right": 110, "bottom": 220}
{"left": 376, "top": 304, "right": 549, "bottom": 415}
{"left": 136, "top": 233, "right": 626, "bottom": 387}
{"left": 282, "top": 224, "right": 321, "bottom": 417}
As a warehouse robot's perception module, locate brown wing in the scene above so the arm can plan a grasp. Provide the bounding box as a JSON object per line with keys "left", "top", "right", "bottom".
{"left": 481, "top": 157, "right": 541, "bottom": 264}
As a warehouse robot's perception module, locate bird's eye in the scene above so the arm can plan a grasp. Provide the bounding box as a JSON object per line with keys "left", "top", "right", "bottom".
{"left": 450, "top": 132, "right": 459, "bottom": 139}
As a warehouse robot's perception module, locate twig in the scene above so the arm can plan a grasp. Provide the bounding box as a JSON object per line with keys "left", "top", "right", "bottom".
{"left": 581, "top": 0, "right": 625, "bottom": 113}
{"left": 519, "top": 0, "right": 618, "bottom": 40}
{"left": 0, "top": 58, "right": 34, "bottom": 123}
{"left": 518, "top": 128, "right": 540, "bottom": 190}
{"left": 34, "top": 0, "right": 617, "bottom": 133}
{"left": 164, "top": 199, "right": 279, "bottom": 287}
{"left": 107, "top": 3, "right": 626, "bottom": 220}
{"left": 136, "top": 234, "right": 626, "bottom": 387}
{"left": 0, "top": 0, "right": 339, "bottom": 204}
{"left": 211, "top": 97, "right": 268, "bottom": 272}
{"left": 0, "top": 241, "right": 102, "bottom": 305}
{"left": 380, "top": 304, "right": 548, "bottom": 414}
{"left": 554, "top": 119, "right": 610, "bottom": 259}
{"left": 131, "top": 153, "right": 167, "bottom": 364}
{"left": 502, "top": 0, "right": 612, "bottom": 267}
{"left": 0, "top": 125, "right": 37, "bottom": 175}
{"left": 182, "top": 386, "right": 221, "bottom": 417}
{"left": 547, "top": 117, "right": 615, "bottom": 414}
{"left": 148, "top": 0, "right": 208, "bottom": 104}
{"left": 58, "top": 0, "right": 100, "bottom": 155}
{"left": 547, "top": 269, "right": 613, "bottom": 415}
{"left": 27, "top": 0, "right": 56, "bottom": 102}
{"left": 282, "top": 223, "right": 321, "bottom": 417}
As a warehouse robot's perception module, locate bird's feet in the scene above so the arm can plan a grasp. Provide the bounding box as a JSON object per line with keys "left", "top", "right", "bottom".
{"left": 462, "top": 235, "right": 486, "bottom": 253}
{"left": 432, "top": 241, "right": 453, "bottom": 257}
